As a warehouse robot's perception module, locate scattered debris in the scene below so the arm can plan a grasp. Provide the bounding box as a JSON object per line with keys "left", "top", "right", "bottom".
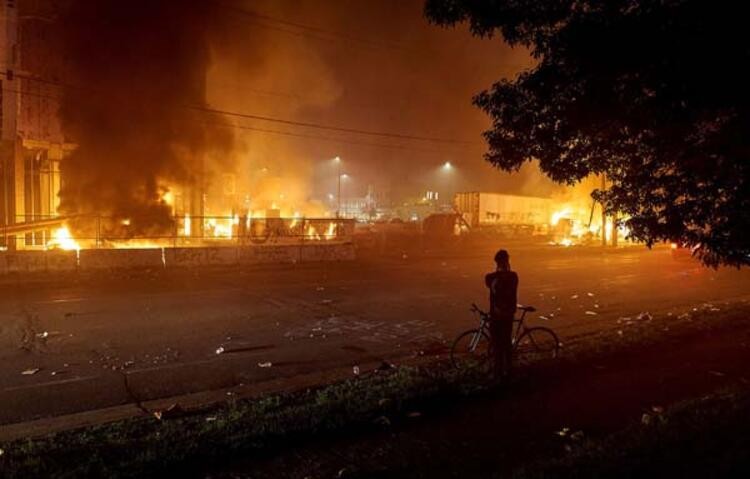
{"left": 352, "top": 365, "right": 360, "bottom": 375}
{"left": 21, "top": 368, "right": 40, "bottom": 376}
{"left": 636, "top": 312, "right": 653, "bottom": 321}
{"left": 587, "top": 292, "right": 595, "bottom": 297}
{"left": 556, "top": 427, "right": 570, "bottom": 437}
{"left": 321, "top": 299, "right": 333, "bottom": 305}
{"left": 215, "top": 346, "right": 225, "bottom": 355}
{"left": 257, "top": 362, "right": 273, "bottom": 368}
{"left": 35, "top": 331, "right": 49, "bottom": 339}
{"left": 205, "top": 416, "right": 217, "bottom": 422}
{"left": 153, "top": 403, "right": 184, "bottom": 421}
{"left": 50, "top": 370, "right": 68, "bottom": 376}
{"left": 374, "top": 415, "right": 391, "bottom": 427}
{"left": 539, "top": 316, "right": 550, "bottom": 321}
{"left": 375, "top": 361, "right": 395, "bottom": 372}
{"left": 570, "top": 295, "right": 579, "bottom": 300}
{"left": 585, "top": 311, "right": 598, "bottom": 316}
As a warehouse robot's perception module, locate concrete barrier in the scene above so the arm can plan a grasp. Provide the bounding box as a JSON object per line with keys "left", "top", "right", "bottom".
{"left": 299, "top": 243, "right": 355, "bottom": 262}
{"left": 165, "top": 247, "right": 239, "bottom": 267}
{"left": 1, "top": 242, "right": 355, "bottom": 276}
{"left": 239, "top": 245, "right": 300, "bottom": 265}
{"left": 45, "top": 251, "right": 79, "bottom": 272}
{"left": 79, "top": 248, "right": 163, "bottom": 271}
{"left": 3, "top": 251, "right": 49, "bottom": 273}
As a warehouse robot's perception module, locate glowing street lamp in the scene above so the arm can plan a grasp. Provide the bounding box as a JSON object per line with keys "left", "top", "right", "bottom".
{"left": 442, "top": 161, "right": 453, "bottom": 171}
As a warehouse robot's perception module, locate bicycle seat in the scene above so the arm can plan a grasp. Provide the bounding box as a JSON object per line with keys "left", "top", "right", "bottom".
{"left": 517, "top": 305, "right": 536, "bottom": 312}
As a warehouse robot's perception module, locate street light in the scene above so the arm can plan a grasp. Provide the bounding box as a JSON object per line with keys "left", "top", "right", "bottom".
{"left": 333, "top": 157, "right": 342, "bottom": 218}
{"left": 442, "top": 161, "right": 453, "bottom": 171}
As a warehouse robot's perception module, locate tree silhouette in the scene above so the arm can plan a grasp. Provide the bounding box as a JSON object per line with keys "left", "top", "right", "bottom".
{"left": 425, "top": 0, "right": 750, "bottom": 266}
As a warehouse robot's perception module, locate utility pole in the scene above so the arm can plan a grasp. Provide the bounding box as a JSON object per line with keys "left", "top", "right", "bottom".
{"left": 336, "top": 159, "right": 341, "bottom": 219}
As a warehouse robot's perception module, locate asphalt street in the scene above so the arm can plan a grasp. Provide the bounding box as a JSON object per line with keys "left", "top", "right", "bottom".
{"left": 1, "top": 243, "right": 749, "bottom": 425}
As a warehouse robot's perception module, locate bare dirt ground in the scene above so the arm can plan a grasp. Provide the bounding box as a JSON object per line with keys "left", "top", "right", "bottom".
{"left": 1, "top": 242, "right": 749, "bottom": 428}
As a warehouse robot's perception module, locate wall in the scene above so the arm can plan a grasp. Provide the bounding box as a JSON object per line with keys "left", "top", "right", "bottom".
{"left": 0, "top": 242, "right": 355, "bottom": 275}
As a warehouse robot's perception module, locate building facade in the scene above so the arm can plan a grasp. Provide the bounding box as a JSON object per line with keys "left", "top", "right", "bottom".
{"left": 1, "top": 0, "right": 72, "bottom": 249}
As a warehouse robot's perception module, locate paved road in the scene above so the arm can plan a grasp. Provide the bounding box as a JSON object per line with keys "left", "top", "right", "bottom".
{"left": 1, "top": 244, "right": 749, "bottom": 425}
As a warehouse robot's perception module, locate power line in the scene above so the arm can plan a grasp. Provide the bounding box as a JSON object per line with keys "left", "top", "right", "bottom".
{"left": 193, "top": 104, "right": 477, "bottom": 145}
{"left": 2, "top": 71, "right": 480, "bottom": 146}
{"left": 209, "top": 120, "right": 484, "bottom": 154}
{"left": 213, "top": 0, "right": 410, "bottom": 53}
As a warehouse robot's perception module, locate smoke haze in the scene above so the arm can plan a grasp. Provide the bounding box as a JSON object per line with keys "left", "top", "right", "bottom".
{"left": 58, "top": 0, "right": 233, "bottom": 237}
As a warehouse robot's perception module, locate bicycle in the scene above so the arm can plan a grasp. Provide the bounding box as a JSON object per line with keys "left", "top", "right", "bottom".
{"left": 450, "top": 303, "right": 560, "bottom": 370}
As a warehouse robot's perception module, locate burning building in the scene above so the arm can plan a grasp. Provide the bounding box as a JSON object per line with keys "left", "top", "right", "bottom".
{"left": 1, "top": 0, "right": 73, "bottom": 250}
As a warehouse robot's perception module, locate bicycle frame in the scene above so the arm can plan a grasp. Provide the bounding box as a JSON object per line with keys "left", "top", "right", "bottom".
{"left": 472, "top": 305, "right": 531, "bottom": 350}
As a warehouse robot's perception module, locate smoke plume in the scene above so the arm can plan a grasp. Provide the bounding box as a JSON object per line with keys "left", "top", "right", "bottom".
{"left": 58, "top": 0, "right": 233, "bottom": 238}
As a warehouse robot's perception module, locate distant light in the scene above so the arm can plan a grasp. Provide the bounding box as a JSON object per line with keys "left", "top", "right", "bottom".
{"left": 328, "top": 193, "right": 335, "bottom": 200}
{"left": 340, "top": 173, "right": 349, "bottom": 179}
{"left": 443, "top": 161, "right": 453, "bottom": 171}
{"left": 334, "top": 156, "right": 341, "bottom": 163}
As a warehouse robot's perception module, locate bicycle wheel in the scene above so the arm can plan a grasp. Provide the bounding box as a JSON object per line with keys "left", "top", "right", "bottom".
{"left": 451, "top": 329, "right": 490, "bottom": 369}
{"left": 514, "top": 327, "right": 560, "bottom": 364}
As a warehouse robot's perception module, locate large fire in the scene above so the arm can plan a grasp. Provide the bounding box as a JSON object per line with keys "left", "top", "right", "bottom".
{"left": 48, "top": 227, "right": 81, "bottom": 251}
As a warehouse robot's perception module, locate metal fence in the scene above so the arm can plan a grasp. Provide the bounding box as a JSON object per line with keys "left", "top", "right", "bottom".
{"left": 1, "top": 215, "right": 355, "bottom": 250}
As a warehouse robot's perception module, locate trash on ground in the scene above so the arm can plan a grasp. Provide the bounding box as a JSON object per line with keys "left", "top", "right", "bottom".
{"left": 257, "top": 361, "right": 273, "bottom": 368}
{"left": 205, "top": 416, "right": 217, "bottom": 422}
{"left": 376, "top": 361, "right": 395, "bottom": 371}
{"left": 374, "top": 415, "right": 391, "bottom": 427}
{"left": 636, "top": 312, "right": 653, "bottom": 321}
{"left": 585, "top": 311, "right": 598, "bottom": 316}
{"left": 352, "top": 365, "right": 360, "bottom": 375}
{"left": 539, "top": 316, "right": 550, "bottom": 321}
{"left": 50, "top": 370, "right": 68, "bottom": 376}
{"left": 215, "top": 346, "right": 225, "bottom": 355}
{"left": 153, "top": 403, "right": 184, "bottom": 421}
{"left": 22, "top": 368, "right": 40, "bottom": 375}
{"left": 570, "top": 295, "right": 579, "bottom": 300}
{"left": 35, "top": 331, "right": 49, "bottom": 339}
{"left": 587, "top": 292, "right": 595, "bottom": 297}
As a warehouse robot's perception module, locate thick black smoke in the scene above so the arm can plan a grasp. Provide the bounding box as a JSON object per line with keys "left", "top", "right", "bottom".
{"left": 58, "top": 0, "right": 233, "bottom": 238}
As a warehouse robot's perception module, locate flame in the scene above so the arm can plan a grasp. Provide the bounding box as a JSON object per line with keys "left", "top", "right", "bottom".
{"left": 48, "top": 227, "right": 81, "bottom": 251}
{"left": 551, "top": 208, "right": 571, "bottom": 226}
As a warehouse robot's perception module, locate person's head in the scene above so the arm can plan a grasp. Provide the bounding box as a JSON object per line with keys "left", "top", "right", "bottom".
{"left": 494, "top": 249, "right": 510, "bottom": 271}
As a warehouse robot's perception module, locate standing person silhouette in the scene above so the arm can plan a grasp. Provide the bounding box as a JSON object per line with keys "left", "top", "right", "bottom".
{"left": 485, "top": 249, "right": 518, "bottom": 378}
